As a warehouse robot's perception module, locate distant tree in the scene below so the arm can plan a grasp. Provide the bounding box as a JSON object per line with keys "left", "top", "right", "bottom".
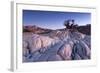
{"left": 64, "top": 19, "right": 77, "bottom": 29}
{"left": 64, "top": 20, "right": 70, "bottom": 29}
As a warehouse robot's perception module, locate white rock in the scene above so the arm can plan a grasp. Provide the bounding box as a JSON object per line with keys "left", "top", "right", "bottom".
{"left": 58, "top": 42, "right": 72, "bottom": 60}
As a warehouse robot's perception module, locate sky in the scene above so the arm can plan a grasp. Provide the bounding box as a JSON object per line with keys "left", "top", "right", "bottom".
{"left": 23, "top": 10, "right": 91, "bottom": 29}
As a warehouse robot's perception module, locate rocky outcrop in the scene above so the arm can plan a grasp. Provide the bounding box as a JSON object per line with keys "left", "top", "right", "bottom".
{"left": 23, "top": 28, "right": 91, "bottom": 62}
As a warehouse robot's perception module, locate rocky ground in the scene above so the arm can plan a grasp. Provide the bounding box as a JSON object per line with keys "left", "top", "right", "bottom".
{"left": 23, "top": 27, "right": 91, "bottom": 62}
